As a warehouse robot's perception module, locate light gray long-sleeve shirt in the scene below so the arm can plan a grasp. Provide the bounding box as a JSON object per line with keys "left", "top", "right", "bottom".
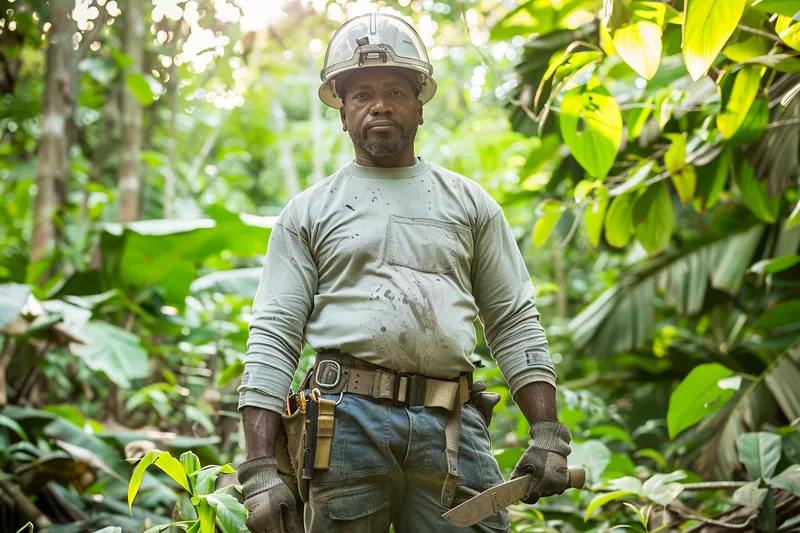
{"left": 238, "top": 157, "right": 556, "bottom": 414}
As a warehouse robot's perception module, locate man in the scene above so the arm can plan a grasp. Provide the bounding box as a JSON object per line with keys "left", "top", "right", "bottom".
{"left": 236, "top": 12, "right": 572, "bottom": 533}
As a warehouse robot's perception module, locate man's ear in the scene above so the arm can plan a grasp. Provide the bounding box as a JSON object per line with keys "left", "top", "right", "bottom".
{"left": 417, "top": 101, "right": 424, "bottom": 125}
{"left": 340, "top": 107, "right": 347, "bottom": 132}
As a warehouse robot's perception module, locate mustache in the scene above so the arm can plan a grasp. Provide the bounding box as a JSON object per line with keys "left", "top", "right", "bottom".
{"left": 364, "top": 117, "right": 401, "bottom": 129}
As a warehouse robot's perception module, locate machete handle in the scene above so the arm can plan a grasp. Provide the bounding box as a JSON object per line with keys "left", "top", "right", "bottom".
{"left": 567, "top": 467, "right": 586, "bottom": 490}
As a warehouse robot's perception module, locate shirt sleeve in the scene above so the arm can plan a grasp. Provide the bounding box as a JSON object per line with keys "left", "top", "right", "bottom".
{"left": 471, "top": 203, "right": 556, "bottom": 396}
{"left": 237, "top": 206, "right": 318, "bottom": 414}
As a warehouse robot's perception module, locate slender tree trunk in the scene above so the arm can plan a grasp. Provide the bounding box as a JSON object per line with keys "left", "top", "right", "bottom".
{"left": 119, "top": 0, "right": 144, "bottom": 222}
{"left": 32, "top": 1, "right": 72, "bottom": 263}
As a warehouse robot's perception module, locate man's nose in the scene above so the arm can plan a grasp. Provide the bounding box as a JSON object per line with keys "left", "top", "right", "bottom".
{"left": 369, "top": 98, "right": 393, "bottom": 115}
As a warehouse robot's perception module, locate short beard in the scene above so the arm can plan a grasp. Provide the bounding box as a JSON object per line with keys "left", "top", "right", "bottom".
{"left": 349, "top": 124, "right": 417, "bottom": 158}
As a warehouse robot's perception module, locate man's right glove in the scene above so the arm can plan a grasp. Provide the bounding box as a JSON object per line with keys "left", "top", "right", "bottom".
{"left": 238, "top": 456, "right": 304, "bottom": 533}
{"left": 510, "top": 420, "right": 572, "bottom": 504}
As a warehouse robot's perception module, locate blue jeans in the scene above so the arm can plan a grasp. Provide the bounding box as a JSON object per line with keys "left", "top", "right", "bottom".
{"left": 303, "top": 392, "right": 511, "bottom": 532}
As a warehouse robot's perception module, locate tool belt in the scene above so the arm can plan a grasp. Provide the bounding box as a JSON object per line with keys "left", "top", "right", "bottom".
{"left": 279, "top": 350, "right": 475, "bottom": 508}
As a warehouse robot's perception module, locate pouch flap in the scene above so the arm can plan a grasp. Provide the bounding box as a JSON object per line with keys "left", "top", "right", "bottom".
{"left": 327, "top": 484, "right": 389, "bottom": 520}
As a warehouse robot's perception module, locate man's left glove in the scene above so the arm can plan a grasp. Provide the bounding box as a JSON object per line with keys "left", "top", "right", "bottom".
{"left": 510, "top": 420, "right": 572, "bottom": 504}
{"left": 238, "top": 456, "right": 304, "bottom": 533}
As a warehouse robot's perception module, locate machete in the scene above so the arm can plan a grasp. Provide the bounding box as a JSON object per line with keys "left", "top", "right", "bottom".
{"left": 441, "top": 467, "right": 586, "bottom": 528}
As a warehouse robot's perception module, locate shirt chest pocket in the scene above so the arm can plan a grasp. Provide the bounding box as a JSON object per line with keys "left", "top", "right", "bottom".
{"left": 385, "top": 215, "right": 472, "bottom": 276}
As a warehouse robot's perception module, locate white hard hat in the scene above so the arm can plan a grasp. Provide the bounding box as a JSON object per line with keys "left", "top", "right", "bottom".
{"left": 318, "top": 12, "right": 437, "bottom": 109}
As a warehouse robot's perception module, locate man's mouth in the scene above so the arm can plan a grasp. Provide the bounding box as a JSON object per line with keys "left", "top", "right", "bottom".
{"left": 367, "top": 121, "right": 399, "bottom": 132}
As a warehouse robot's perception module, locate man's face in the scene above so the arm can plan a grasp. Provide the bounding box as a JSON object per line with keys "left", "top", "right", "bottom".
{"left": 339, "top": 67, "right": 423, "bottom": 158}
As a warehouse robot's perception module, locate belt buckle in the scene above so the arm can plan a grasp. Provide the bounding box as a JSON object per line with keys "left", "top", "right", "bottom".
{"left": 315, "top": 360, "right": 341, "bottom": 389}
{"left": 406, "top": 374, "right": 427, "bottom": 406}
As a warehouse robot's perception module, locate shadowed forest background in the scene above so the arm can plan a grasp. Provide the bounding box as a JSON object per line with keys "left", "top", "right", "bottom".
{"left": 1, "top": 0, "right": 800, "bottom": 532}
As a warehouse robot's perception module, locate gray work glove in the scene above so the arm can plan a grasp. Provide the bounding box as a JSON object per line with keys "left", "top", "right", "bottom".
{"left": 510, "top": 420, "right": 572, "bottom": 504}
{"left": 238, "top": 456, "right": 304, "bottom": 533}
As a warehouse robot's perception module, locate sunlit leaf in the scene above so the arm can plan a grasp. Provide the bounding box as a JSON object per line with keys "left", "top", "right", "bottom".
{"left": 723, "top": 36, "right": 772, "bottom": 62}
{"left": 777, "top": 15, "right": 800, "bottom": 50}
{"left": 737, "top": 432, "right": 782, "bottom": 479}
{"left": 584, "top": 491, "right": 635, "bottom": 521}
{"left": 667, "top": 363, "right": 738, "bottom": 439}
{"left": 756, "top": 300, "right": 800, "bottom": 330}
{"left": 570, "top": 440, "right": 612, "bottom": 483}
{"left": 751, "top": 0, "right": 800, "bottom": 19}
{"left": 749, "top": 255, "right": 800, "bottom": 275}
{"left": 532, "top": 200, "right": 565, "bottom": 246}
{"left": 788, "top": 199, "right": 800, "bottom": 229}
{"left": 613, "top": 22, "right": 662, "bottom": 80}
{"left": 682, "top": 0, "right": 748, "bottom": 80}
{"left": 693, "top": 146, "right": 731, "bottom": 212}
{"left": 559, "top": 79, "right": 623, "bottom": 179}
{"left": 0, "top": 283, "right": 31, "bottom": 329}
{"left": 641, "top": 471, "right": 687, "bottom": 505}
{"left": 126, "top": 74, "right": 155, "bottom": 105}
{"left": 717, "top": 65, "right": 765, "bottom": 139}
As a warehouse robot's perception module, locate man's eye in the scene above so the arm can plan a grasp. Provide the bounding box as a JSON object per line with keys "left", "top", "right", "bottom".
{"left": 354, "top": 92, "right": 369, "bottom": 100}
{"left": 390, "top": 90, "right": 404, "bottom": 97}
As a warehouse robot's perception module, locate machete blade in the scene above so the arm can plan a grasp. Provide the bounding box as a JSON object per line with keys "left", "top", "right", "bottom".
{"left": 441, "top": 474, "right": 532, "bottom": 528}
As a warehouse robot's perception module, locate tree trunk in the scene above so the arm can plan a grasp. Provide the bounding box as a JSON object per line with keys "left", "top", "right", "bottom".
{"left": 119, "top": 0, "right": 144, "bottom": 222}
{"left": 32, "top": 0, "right": 72, "bottom": 263}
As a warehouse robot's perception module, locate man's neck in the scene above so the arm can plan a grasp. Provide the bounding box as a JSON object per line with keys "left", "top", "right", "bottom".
{"left": 354, "top": 148, "right": 417, "bottom": 168}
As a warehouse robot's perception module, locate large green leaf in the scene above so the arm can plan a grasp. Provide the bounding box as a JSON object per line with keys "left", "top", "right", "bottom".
{"left": 683, "top": 0, "right": 748, "bottom": 80}
{"left": 559, "top": 79, "right": 623, "bottom": 179}
{"left": 734, "top": 159, "right": 780, "bottom": 223}
{"left": 584, "top": 491, "right": 635, "bottom": 521}
{"left": 667, "top": 363, "right": 740, "bottom": 439}
{"left": 611, "top": 2, "right": 666, "bottom": 79}
{"left": 757, "top": 300, "right": 800, "bottom": 330}
{"left": 737, "top": 432, "right": 782, "bottom": 479}
{"left": 69, "top": 321, "right": 149, "bottom": 389}
{"left": 208, "top": 493, "right": 248, "bottom": 533}
{"left": 641, "top": 471, "right": 687, "bottom": 505}
{"left": 129, "top": 450, "right": 192, "bottom": 511}
{"left": 0, "top": 283, "right": 31, "bottom": 329}
{"left": 569, "top": 440, "right": 612, "bottom": 483}
{"left": 584, "top": 193, "right": 609, "bottom": 248}
{"left": 717, "top": 65, "right": 765, "bottom": 139}
{"left": 751, "top": 0, "right": 800, "bottom": 19}
{"left": 777, "top": 15, "right": 800, "bottom": 50}
{"left": 126, "top": 74, "right": 154, "bottom": 105}
{"left": 189, "top": 268, "right": 262, "bottom": 298}
{"left": 604, "top": 193, "right": 637, "bottom": 248}
{"left": 532, "top": 200, "right": 566, "bottom": 246}
{"left": 634, "top": 182, "right": 674, "bottom": 254}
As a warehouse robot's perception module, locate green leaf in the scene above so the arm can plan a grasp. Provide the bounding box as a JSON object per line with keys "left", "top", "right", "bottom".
{"left": 126, "top": 74, "right": 155, "bottom": 105}
{"left": 586, "top": 424, "right": 636, "bottom": 448}
{"left": 664, "top": 134, "right": 687, "bottom": 174}
{"left": 610, "top": 0, "right": 667, "bottom": 72}
{"left": 585, "top": 193, "right": 610, "bottom": 248}
{"left": 559, "top": 79, "right": 623, "bottom": 179}
{"left": 769, "top": 465, "right": 800, "bottom": 496}
{"left": 532, "top": 200, "right": 565, "bottom": 246}
{"left": 181, "top": 451, "right": 201, "bottom": 493}
{"left": 0, "top": 414, "right": 29, "bottom": 441}
{"left": 693, "top": 146, "right": 732, "bottom": 212}
{"left": 734, "top": 158, "right": 780, "bottom": 223}
{"left": 723, "top": 36, "right": 772, "bottom": 62}
{"left": 605, "top": 193, "right": 637, "bottom": 248}
{"left": 682, "top": 0, "right": 748, "bottom": 80}
{"left": 69, "top": 320, "right": 149, "bottom": 389}
{"left": 635, "top": 182, "right": 674, "bottom": 253}
{"left": 635, "top": 448, "right": 668, "bottom": 467}
{"left": 15, "top": 522, "right": 33, "bottom": 533}
{"left": 777, "top": 15, "right": 800, "bottom": 50}
{"left": 667, "top": 363, "right": 739, "bottom": 439}
{"left": 128, "top": 450, "right": 159, "bottom": 512}
{"left": 190, "top": 269, "right": 262, "bottom": 299}
{"left": 128, "top": 450, "right": 192, "bottom": 512}
{"left": 208, "top": 493, "right": 248, "bottom": 533}
{"left": 144, "top": 522, "right": 196, "bottom": 533}
{"left": 751, "top": 0, "right": 800, "bottom": 19}
{"left": 717, "top": 65, "right": 765, "bottom": 139}
{"left": 575, "top": 180, "right": 599, "bottom": 203}
{"left": 641, "top": 471, "right": 687, "bottom": 505}
{"left": 198, "top": 498, "right": 217, "bottom": 533}
{"left": 0, "top": 283, "right": 31, "bottom": 329}
{"left": 584, "top": 491, "right": 635, "bottom": 521}
{"left": 570, "top": 440, "right": 612, "bottom": 483}
{"left": 749, "top": 255, "right": 800, "bottom": 275}
{"left": 664, "top": 134, "right": 696, "bottom": 204}
{"left": 788, "top": 198, "right": 800, "bottom": 229}
{"left": 732, "top": 480, "right": 767, "bottom": 505}
{"left": 730, "top": 96, "right": 769, "bottom": 144}
{"left": 756, "top": 300, "right": 800, "bottom": 330}
{"left": 602, "top": 0, "right": 633, "bottom": 30}
{"left": 737, "top": 432, "right": 782, "bottom": 479}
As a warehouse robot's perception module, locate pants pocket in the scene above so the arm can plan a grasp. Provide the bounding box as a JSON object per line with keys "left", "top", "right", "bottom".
{"left": 321, "top": 483, "right": 391, "bottom": 532}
